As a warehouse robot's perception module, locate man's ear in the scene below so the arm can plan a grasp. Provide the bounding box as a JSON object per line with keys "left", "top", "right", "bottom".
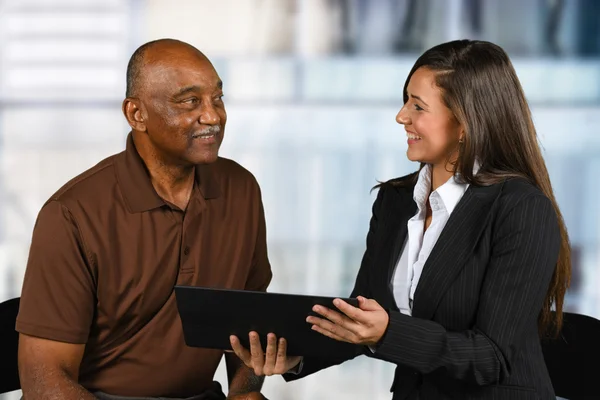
{"left": 122, "top": 98, "right": 147, "bottom": 131}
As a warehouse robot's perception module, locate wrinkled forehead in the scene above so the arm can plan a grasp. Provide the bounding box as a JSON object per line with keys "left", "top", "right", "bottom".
{"left": 142, "top": 49, "right": 221, "bottom": 97}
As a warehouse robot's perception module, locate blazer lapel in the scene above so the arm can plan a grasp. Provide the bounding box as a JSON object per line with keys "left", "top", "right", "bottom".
{"left": 411, "top": 182, "right": 505, "bottom": 320}
{"left": 374, "top": 185, "right": 417, "bottom": 310}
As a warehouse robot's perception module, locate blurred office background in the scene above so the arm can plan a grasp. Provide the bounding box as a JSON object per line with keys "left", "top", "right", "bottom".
{"left": 0, "top": 0, "right": 599, "bottom": 399}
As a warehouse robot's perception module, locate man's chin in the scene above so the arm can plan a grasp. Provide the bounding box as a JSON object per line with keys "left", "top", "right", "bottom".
{"left": 188, "top": 151, "right": 219, "bottom": 165}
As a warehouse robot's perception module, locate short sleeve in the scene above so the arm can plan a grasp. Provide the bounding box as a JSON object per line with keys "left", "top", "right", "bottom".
{"left": 16, "top": 201, "right": 96, "bottom": 344}
{"left": 243, "top": 187, "right": 272, "bottom": 292}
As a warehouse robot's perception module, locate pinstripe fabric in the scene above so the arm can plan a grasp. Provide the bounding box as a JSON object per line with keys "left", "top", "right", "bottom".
{"left": 285, "top": 175, "right": 560, "bottom": 400}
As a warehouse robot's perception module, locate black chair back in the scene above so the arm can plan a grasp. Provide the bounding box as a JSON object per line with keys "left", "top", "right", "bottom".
{"left": 2, "top": 303, "right": 598, "bottom": 397}
{"left": 0, "top": 297, "right": 20, "bottom": 393}
{"left": 542, "top": 311, "right": 600, "bottom": 400}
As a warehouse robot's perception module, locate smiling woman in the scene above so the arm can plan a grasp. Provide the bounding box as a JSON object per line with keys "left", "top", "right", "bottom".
{"left": 397, "top": 67, "right": 463, "bottom": 180}
{"left": 230, "top": 39, "right": 571, "bottom": 400}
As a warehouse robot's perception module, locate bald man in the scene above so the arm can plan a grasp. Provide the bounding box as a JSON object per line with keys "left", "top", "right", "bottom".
{"left": 16, "top": 39, "right": 272, "bottom": 400}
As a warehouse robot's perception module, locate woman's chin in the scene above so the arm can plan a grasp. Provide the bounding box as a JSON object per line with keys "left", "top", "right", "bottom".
{"left": 406, "top": 150, "right": 424, "bottom": 163}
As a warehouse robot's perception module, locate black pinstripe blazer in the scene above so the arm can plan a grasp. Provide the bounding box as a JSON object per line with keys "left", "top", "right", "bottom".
{"left": 285, "top": 174, "right": 561, "bottom": 400}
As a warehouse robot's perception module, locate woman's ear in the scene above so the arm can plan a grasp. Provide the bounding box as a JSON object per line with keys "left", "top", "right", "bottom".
{"left": 122, "top": 98, "right": 147, "bottom": 131}
{"left": 458, "top": 125, "right": 466, "bottom": 143}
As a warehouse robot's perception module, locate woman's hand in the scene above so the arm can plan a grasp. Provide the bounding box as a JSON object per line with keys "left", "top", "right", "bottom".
{"left": 307, "top": 296, "right": 389, "bottom": 346}
{"left": 229, "top": 332, "right": 303, "bottom": 376}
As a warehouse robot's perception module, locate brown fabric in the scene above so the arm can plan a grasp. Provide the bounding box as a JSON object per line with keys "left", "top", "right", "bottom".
{"left": 94, "top": 381, "right": 225, "bottom": 399}
{"left": 16, "top": 133, "right": 272, "bottom": 398}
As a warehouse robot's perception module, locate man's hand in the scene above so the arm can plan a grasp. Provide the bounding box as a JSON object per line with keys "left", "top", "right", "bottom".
{"left": 228, "top": 392, "right": 265, "bottom": 400}
{"left": 230, "top": 332, "right": 302, "bottom": 376}
{"left": 225, "top": 350, "right": 264, "bottom": 399}
{"left": 306, "top": 296, "right": 389, "bottom": 346}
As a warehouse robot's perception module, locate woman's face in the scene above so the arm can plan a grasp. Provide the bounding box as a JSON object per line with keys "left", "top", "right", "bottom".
{"left": 396, "top": 67, "right": 463, "bottom": 166}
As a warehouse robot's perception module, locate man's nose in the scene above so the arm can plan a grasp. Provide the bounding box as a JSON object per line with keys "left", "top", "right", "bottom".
{"left": 199, "top": 103, "right": 220, "bottom": 125}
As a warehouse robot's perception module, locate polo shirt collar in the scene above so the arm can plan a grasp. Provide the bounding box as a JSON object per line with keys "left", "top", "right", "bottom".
{"left": 116, "top": 132, "right": 220, "bottom": 213}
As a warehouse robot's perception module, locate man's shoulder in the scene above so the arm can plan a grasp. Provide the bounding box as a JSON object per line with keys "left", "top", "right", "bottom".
{"left": 47, "top": 151, "right": 122, "bottom": 207}
{"left": 211, "top": 157, "right": 260, "bottom": 187}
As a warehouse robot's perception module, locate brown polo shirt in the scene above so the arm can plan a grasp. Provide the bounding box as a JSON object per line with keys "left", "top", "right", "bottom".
{"left": 16, "top": 133, "right": 272, "bottom": 397}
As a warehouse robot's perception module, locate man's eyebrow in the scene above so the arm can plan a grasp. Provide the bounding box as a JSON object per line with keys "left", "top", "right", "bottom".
{"left": 174, "top": 85, "right": 200, "bottom": 97}
{"left": 174, "top": 81, "right": 223, "bottom": 97}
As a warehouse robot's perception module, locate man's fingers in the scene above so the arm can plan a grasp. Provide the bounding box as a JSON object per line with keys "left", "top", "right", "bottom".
{"left": 229, "top": 335, "right": 252, "bottom": 366}
{"left": 248, "top": 331, "right": 265, "bottom": 375}
{"left": 263, "top": 333, "right": 278, "bottom": 375}
{"left": 228, "top": 392, "right": 265, "bottom": 400}
{"left": 274, "top": 337, "right": 288, "bottom": 373}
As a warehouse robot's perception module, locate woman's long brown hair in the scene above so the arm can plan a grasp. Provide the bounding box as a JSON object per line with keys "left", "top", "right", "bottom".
{"left": 389, "top": 40, "right": 571, "bottom": 337}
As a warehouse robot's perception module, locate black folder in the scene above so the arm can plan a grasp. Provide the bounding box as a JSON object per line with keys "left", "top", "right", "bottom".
{"left": 175, "top": 285, "right": 361, "bottom": 357}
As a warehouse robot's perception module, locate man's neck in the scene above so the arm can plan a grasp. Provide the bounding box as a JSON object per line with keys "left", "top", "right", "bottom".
{"left": 133, "top": 134, "right": 196, "bottom": 210}
{"left": 148, "top": 163, "right": 195, "bottom": 210}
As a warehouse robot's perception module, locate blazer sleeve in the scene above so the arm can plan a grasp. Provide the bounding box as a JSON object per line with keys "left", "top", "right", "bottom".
{"left": 370, "top": 193, "right": 561, "bottom": 386}
{"left": 283, "top": 186, "right": 385, "bottom": 381}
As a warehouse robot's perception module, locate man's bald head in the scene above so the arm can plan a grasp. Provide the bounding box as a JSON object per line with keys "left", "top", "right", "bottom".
{"left": 125, "top": 39, "right": 210, "bottom": 98}
{"left": 122, "top": 38, "right": 226, "bottom": 167}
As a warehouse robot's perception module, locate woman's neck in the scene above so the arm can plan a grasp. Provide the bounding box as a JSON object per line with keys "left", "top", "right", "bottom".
{"left": 430, "top": 163, "right": 454, "bottom": 191}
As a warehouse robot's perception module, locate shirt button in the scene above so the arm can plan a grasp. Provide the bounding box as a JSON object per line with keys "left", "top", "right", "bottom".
{"left": 183, "top": 246, "right": 190, "bottom": 256}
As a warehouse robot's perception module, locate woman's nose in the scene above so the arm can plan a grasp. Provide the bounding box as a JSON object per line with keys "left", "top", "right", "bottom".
{"left": 396, "top": 107, "right": 409, "bottom": 125}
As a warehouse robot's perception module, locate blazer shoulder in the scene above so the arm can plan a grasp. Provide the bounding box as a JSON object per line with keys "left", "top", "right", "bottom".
{"left": 386, "top": 171, "right": 419, "bottom": 186}
{"left": 375, "top": 171, "right": 418, "bottom": 194}
{"left": 494, "top": 177, "right": 555, "bottom": 223}
{"left": 498, "top": 177, "right": 547, "bottom": 204}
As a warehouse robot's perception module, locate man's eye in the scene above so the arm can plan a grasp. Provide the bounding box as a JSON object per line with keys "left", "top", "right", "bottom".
{"left": 183, "top": 98, "right": 198, "bottom": 104}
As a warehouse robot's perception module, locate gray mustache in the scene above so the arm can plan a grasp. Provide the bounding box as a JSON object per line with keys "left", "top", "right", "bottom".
{"left": 194, "top": 125, "right": 221, "bottom": 137}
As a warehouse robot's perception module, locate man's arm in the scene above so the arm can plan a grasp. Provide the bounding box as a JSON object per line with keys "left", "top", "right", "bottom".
{"left": 225, "top": 352, "right": 264, "bottom": 398}
{"left": 18, "top": 334, "right": 96, "bottom": 400}
{"left": 223, "top": 176, "right": 270, "bottom": 400}
{"left": 17, "top": 201, "right": 97, "bottom": 399}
